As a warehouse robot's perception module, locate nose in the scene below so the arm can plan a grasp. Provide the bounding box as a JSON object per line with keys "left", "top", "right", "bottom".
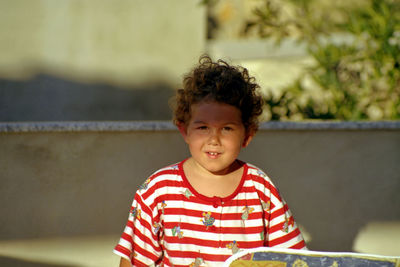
{"left": 208, "top": 129, "right": 221, "bottom": 145}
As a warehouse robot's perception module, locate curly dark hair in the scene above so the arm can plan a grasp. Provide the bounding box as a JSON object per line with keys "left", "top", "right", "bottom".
{"left": 172, "top": 55, "right": 263, "bottom": 133}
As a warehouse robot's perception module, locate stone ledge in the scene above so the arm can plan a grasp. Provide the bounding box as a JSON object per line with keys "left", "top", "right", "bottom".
{"left": 1, "top": 121, "right": 399, "bottom": 133}
{"left": 259, "top": 121, "right": 400, "bottom": 130}
{"left": 0, "top": 121, "right": 176, "bottom": 133}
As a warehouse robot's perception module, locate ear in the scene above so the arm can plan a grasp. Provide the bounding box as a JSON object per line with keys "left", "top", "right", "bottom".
{"left": 177, "top": 122, "right": 188, "bottom": 143}
{"left": 242, "top": 132, "right": 254, "bottom": 148}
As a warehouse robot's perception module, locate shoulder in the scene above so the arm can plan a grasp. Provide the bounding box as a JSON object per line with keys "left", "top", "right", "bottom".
{"left": 150, "top": 162, "right": 181, "bottom": 180}
{"left": 136, "top": 161, "right": 183, "bottom": 198}
{"left": 243, "top": 162, "right": 281, "bottom": 198}
{"left": 244, "top": 162, "right": 274, "bottom": 185}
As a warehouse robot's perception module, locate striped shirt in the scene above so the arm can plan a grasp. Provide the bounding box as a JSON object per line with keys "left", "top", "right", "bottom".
{"left": 114, "top": 160, "right": 306, "bottom": 266}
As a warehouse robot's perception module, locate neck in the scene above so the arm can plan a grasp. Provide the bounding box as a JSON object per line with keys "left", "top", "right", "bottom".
{"left": 188, "top": 158, "right": 242, "bottom": 178}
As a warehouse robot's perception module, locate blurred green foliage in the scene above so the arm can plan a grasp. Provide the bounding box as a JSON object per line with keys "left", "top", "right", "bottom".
{"left": 245, "top": 0, "right": 400, "bottom": 120}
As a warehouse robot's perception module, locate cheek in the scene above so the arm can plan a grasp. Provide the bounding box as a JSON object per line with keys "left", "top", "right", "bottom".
{"left": 186, "top": 134, "right": 204, "bottom": 147}
{"left": 224, "top": 136, "right": 244, "bottom": 149}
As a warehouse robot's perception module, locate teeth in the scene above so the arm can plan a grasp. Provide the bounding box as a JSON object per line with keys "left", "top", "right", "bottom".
{"left": 209, "top": 152, "right": 218, "bottom": 155}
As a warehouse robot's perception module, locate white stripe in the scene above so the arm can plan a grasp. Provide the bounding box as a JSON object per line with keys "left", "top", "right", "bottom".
{"left": 166, "top": 243, "right": 232, "bottom": 257}
{"left": 118, "top": 238, "right": 132, "bottom": 250}
{"left": 113, "top": 249, "right": 131, "bottom": 262}
{"left": 269, "top": 213, "right": 286, "bottom": 227}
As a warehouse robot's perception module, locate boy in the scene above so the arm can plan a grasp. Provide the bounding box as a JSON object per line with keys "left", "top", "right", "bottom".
{"left": 114, "top": 55, "right": 306, "bottom": 266}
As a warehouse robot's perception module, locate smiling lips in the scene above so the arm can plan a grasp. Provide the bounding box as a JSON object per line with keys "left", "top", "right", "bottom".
{"left": 206, "top": 151, "right": 221, "bottom": 158}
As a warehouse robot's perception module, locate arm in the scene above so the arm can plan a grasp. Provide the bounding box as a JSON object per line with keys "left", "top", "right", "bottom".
{"left": 119, "top": 257, "right": 131, "bottom": 267}
{"left": 266, "top": 185, "right": 306, "bottom": 249}
{"left": 252, "top": 168, "right": 306, "bottom": 249}
{"left": 114, "top": 190, "right": 163, "bottom": 265}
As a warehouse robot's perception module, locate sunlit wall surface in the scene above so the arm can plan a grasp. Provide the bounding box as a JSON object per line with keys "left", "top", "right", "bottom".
{"left": 0, "top": 0, "right": 206, "bottom": 85}
{"left": 0, "top": 0, "right": 206, "bottom": 121}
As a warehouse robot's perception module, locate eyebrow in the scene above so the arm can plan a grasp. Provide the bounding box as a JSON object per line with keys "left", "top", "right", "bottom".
{"left": 192, "top": 120, "right": 240, "bottom": 125}
{"left": 192, "top": 120, "right": 205, "bottom": 124}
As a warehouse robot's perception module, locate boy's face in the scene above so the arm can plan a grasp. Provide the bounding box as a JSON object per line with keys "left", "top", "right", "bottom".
{"left": 178, "top": 101, "right": 253, "bottom": 176}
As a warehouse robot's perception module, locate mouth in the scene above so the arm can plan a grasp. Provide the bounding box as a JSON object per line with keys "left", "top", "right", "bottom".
{"left": 206, "top": 151, "right": 221, "bottom": 158}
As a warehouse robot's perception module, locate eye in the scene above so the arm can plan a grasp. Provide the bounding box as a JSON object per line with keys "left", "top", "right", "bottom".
{"left": 197, "top": 126, "right": 208, "bottom": 130}
{"left": 223, "top": 126, "right": 233, "bottom": 131}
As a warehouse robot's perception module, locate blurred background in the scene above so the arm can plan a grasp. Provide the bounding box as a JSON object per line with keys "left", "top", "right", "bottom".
{"left": 0, "top": 0, "right": 204, "bottom": 121}
{"left": 0, "top": 0, "right": 399, "bottom": 266}
{"left": 2, "top": 0, "right": 398, "bottom": 122}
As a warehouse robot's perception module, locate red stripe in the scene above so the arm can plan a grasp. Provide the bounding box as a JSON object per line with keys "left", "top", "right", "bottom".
{"left": 121, "top": 225, "right": 161, "bottom": 253}
{"left": 164, "top": 235, "right": 220, "bottom": 247}
{"left": 114, "top": 244, "right": 131, "bottom": 257}
{"left": 250, "top": 175, "right": 273, "bottom": 189}
{"left": 135, "top": 194, "right": 153, "bottom": 218}
{"left": 114, "top": 244, "right": 157, "bottom": 267}
{"left": 254, "top": 189, "right": 272, "bottom": 204}
{"left": 270, "top": 206, "right": 286, "bottom": 220}
{"left": 133, "top": 244, "right": 160, "bottom": 262}
{"left": 117, "top": 235, "right": 162, "bottom": 263}
{"left": 269, "top": 218, "right": 294, "bottom": 235}
{"left": 126, "top": 220, "right": 134, "bottom": 229}
{"left": 163, "top": 207, "right": 265, "bottom": 221}
{"left": 139, "top": 169, "right": 179, "bottom": 198}
{"left": 167, "top": 249, "right": 229, "bottom": 262}
{"left": 149, "top": 169, "right": 180, "bottom": 180}
{"left": 142, "top": 178, "right": 182, "bottom": 199}
{"left": 269, "top": 223, "right": 284, "bottom": 234}
{"left": 249, "top": 175, "right": 281, "bottom": 201}
{"left": 121, "top": 232, "right": 133, "bottom": 244}
{"left": 269, "top": 228, "right": 302, "bottom": 246}
{"left": 117, "top": 236, "right": 165, "bottom": 265}
{"left": 290, "top": 239, "right": 307, "bottom": 249}
{"left": 114, "top": 246, "right": 148, "bottom": 267}
{"left": 164, "top": 207, "right": 203, "bottom": 217}
{"left": 269, "top": 186, "right": 282, "bottom": 201}
{"left": 130, "top": 212, "right": 153, "bottom": 236}
{"left": 164, "top": 235, "right": 264, "bottom": 249}
{"left": 154, "top": 193, "right": 265, "bottom": 207}
{"left": 164, "top": 221, "right": 264, "bottom": 234}
{"left": 250, "top": 175, "right": 282, "bottom": 202}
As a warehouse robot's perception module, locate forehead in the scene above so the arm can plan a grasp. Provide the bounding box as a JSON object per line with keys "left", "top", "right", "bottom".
{"left": 189, "top": 101, "right": 242, "bottom": 124}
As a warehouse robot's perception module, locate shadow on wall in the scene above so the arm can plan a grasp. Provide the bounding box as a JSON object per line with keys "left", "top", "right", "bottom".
{"left": 0, "top": 256, "right": 78, "bottom": 267}
{"left": 0, "top": 74, "right": 175, "bottom": 121}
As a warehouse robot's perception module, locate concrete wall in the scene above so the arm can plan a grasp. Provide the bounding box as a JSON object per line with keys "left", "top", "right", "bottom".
{"left": 0, "top": 0, "right": 207, "bottom": 123}
{"left": 0, "top": 0, "right": 205, "bottom": 86}
{"left": 0, "top": 75, "right": 175, "bottom": 121}
{"left": 1, "top": 121, "right": 399, "bottom": 253}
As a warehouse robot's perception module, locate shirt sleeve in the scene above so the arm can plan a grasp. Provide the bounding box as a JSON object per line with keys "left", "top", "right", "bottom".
{"left": 265, "top": 182, "right": 307, "bottom": 249}
{"left": 114, "top": 192, "right": 163, "bottom": 266}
